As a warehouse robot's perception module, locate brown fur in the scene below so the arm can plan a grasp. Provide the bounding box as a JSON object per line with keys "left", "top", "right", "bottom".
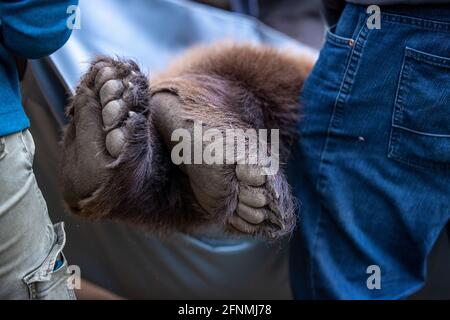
{"left": 152, "top": 42, "right": 314, "bottom": 154}
{"left": 60, "top": 42, "right": 314, "bottom": 239}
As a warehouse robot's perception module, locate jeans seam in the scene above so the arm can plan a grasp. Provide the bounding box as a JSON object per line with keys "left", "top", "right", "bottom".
{"left": 309, "top": 19, "right": 369, "bottom": 299}
{"left": 19, "top": 131, "right": 33, "bottom": 164}
{"left": 389, "top": 49, "right": 409, "bottom": 159}
{"left": 0, "top": 137, "right": 6, "bottom": 161}
{"left": 333, "top": 26, "right": 369, "bottom": 128}
{"left": 388, "top": 150, "right": 450, "bottom": 172}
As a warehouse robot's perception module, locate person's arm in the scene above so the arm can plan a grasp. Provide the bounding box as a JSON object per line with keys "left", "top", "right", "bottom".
{"left": 0, "top": 0, "right": 78, "bottom": 59}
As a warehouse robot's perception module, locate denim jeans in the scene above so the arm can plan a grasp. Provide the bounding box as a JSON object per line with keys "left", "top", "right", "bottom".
{"left": 289, "top": 4, "right": 450, "bottom": 299}
{"left": 0, "top": 130, "right": 75, "bottom": 300}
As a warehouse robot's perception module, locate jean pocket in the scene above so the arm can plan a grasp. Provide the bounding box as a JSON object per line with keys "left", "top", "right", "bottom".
{"left": 325, "top": 25, "right": 355, "bottom": 48}
{"left": 388, "top": 47, "right": 450, "bottom": 172}
{"left": 23, "top": 223, "right": 76, "bottom": 300}
{"left": 302, "top": 26, "right": 355, "bottom": 99}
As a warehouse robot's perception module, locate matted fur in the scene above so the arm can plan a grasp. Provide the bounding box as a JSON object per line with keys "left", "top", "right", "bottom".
{"left": 152, "top": 42, "right": 314, "bottom": 155}
{"left": 60, "top": 42, "right": 314, "bottom": 239}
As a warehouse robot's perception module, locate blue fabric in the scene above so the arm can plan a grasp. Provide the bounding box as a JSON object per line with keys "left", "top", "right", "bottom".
{"left": 0, "top": 0, "right": 78, "bottom": 137}
{"left": 289, "top": 3, "right": 450, "bottom": 299}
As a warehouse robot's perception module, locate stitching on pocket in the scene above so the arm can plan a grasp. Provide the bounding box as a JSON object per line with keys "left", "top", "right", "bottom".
{"left": 388, "top": 143, "right": 450, "bottom": 171}
{"left": 326, "top": 26, "right": 354, "bottom": 48}
{"left": 392, "top": 47, "right": 450, "bottom": 136}
{"left": 405, "top": 47, "right": 450, "bottom": 68}
{"left": 23, "top": 223, "right": 66, "bottom": 284}
{"left": 390, "top": 51, "right": 409, "bottom": 139}
{"left": 19, "top": 131, "right": 33, "bottom": 164}
{"left": 23, "top": 223, "right": 69, "bottom": 299}
{"left": 388, "top": 47, "right": 450, "bottom": 171}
